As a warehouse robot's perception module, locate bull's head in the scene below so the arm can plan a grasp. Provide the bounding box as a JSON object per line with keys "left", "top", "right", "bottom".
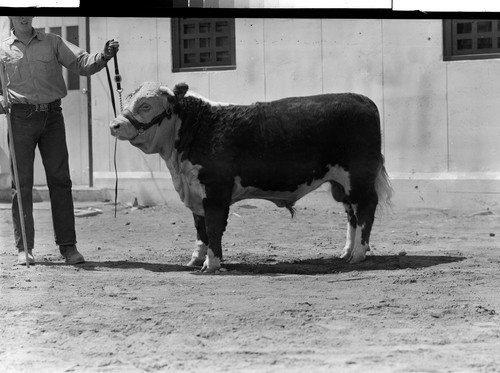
{"left": 109, "top": 82, "right": 188, "bottom": 154}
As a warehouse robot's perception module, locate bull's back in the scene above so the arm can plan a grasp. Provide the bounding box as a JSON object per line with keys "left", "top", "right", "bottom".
{"left": 230, "top": 93, "right": 381, "bottom": 190}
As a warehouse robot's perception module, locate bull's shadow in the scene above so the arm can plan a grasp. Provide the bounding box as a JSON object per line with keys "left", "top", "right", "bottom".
{"left": 44, "top": 254, "right": 465, "bottom": 275}
{"left": 220, "top": 254, "right": 465, "bottom": 275}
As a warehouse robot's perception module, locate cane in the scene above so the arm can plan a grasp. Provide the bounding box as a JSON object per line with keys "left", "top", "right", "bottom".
{"left": 0, "top": 61, "right": 31, "bottom": 268}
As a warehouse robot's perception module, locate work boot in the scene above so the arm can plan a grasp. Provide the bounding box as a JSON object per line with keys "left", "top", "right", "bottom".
{"left": 17, "top": 249, "right": 35, "bottom": 266}
{"left": 59, "top": 245, "right": 85, "bottom": 264}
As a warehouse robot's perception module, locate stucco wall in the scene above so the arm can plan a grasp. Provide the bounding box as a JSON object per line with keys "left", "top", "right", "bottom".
{"left": 2, "top": 17, "right": 499, "bottom": 199}
{"left": 90, "top": 17, "right": 500, "bottom": 183}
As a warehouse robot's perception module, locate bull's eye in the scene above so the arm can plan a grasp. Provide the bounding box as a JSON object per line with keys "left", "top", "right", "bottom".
{"left": 139, "top": 103, "right": 151, "bottom": 112}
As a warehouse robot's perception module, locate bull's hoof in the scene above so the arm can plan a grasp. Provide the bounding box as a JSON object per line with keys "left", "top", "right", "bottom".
{"left": 200, "top": 264, "right": 222, "bottom": 273}
{"left": 186, "top": 257, "right": 205, "bottom": 267}
{"left": 347, "top": 253, "right": 366, "bottom": 264}
{"left": 200, "top": 255, "right": 222, "bottom": 273}
{"left": 341, "top": 243, "right": 369, "bottom": 264}
{"left": 340, "top": 246, "right": 353, "bottom": 260}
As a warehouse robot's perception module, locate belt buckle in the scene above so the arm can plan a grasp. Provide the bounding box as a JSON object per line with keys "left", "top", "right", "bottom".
{"left": 36, "top": 103, "right": 50, "bottom": 111}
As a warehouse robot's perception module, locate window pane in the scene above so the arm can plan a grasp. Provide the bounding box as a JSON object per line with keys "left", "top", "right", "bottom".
{"left": 184, "top": 24, "right": 195, "bottom": 34}
{"left": 216, "top": 51, "right": 230, "bottom": 63}
{"left": 457, "top": 39, "right": 472, "bottom": 50}
{"left": 199, "top": 23, "right": 210, "bottom": 33}
{"left": 199, "top": 38, "right": 211, "bottom": 48}
{"left": 478, "top": 37, "right": 492, "bottom": 49}
{"left": 477, "top": 21, "right": 492, "bottom": 33}
{"left": 66, "top": 26, "right": 80, "bottom": 91}
{"left": 457, "top": 22, "right": 472, "bottom": 34}
{"left": 49, "top": 26, "right": 61, "bottom": 36}
{"left": 183, "top": 38, "right": 195, "bottom": 49}
{"left": 216, "top": 21, "right": 229, "bottom": 33}
{"left": 184, "top": 53, "right": 196, "bottom": 64}
{"left": 216, "top": 36, "right": 229, "bottom": 47}
{"left": 200, "top": 52, "right": 211, "bottom": 63}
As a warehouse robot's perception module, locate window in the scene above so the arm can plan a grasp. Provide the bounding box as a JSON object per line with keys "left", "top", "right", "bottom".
{"left": 65, "top": 26, "right": 80, "bottom": 90}
{"left": 443, "top": 19, "right": 500, "bottom": 61}
{"left": 50, "top": 26, "right": 80, "bottom": 90}
{"left": 171, "top": 18, "right": 236, "bottom": 72}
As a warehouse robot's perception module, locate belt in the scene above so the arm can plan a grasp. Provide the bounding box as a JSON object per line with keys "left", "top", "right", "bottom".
{"left": 12, "top": 99, "right": 61, "bottom": 112}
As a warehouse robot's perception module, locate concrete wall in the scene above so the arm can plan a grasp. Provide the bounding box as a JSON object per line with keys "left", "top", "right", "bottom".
{"left": 90, "top": 18, "right": 500, "bottom": 177}
{"left": 2, "top": 17, "right": 499, "bottom": 207}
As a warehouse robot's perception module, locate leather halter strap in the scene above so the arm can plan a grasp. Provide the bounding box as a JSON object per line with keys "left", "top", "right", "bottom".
{"left": 122, "top": 108, "right": 172, "bottom": 134}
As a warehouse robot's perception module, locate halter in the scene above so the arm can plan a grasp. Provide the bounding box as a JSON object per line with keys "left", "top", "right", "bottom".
{"left": 122, "top": 108, "right": 173, "bottom": 134}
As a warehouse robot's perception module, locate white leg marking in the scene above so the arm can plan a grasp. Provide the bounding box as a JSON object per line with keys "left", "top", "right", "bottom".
{"left": 347, "top": 223, "right": 369, "bottom": 264}
{"left": 201, "top": 248, "right": 221, "bottom": 273}
{"left": 186, "top": 240, "right": 208, "bottom": 267}
{"left": 340, "top": 221, "right": 356, "bottom": 259}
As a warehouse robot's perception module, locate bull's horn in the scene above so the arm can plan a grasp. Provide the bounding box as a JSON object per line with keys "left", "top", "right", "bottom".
{"left": 159, "top": 85, "right": 175, "bottom": 96}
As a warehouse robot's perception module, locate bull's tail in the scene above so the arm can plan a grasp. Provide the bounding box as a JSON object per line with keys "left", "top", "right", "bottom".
{"left": 375, "top": 155, "right": 393, "bottom": 209}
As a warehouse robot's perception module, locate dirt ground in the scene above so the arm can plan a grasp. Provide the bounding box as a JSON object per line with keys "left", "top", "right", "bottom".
{"left": 1, "top": 189, "right": 500, "bottom": 373}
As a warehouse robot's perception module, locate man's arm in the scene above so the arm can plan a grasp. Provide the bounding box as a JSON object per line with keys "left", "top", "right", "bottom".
{"left": 56, "top": 35, "right": 119, "bottom": 76}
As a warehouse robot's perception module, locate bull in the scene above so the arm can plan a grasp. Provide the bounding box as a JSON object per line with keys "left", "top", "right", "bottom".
{"left": 109, "top": 82, "right": 392, "bottom": 273}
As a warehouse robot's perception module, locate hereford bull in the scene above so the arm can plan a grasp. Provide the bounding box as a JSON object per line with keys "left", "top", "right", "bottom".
{"left": 109, "top": 82, "right": 392, "bottom": 273}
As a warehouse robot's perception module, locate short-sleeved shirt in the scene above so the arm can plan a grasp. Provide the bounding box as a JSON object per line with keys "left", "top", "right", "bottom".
{"left": 0, "top": 28, "right": 107, "bottom": 104}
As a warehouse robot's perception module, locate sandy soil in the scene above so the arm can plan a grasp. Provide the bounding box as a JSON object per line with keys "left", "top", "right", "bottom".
{"left": 1, "top": 190, "right": 499, "bottom": 373}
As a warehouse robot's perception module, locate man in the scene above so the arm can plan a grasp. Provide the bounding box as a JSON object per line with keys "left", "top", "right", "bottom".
{"left": 0, "top": 16, "right": 119, "bottom": 265}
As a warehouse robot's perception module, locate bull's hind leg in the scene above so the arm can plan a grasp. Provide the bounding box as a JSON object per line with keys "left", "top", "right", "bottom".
{"left": 330, "top": 180, "right": 377, "bottom": 263}
{"left": 186, "top": 214, "right": 208, "bottom": 267}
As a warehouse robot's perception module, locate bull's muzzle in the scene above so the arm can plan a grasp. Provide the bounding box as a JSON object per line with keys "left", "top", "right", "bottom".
{"left": 109, "top": 118, "right": 124, "bottom": 138}
{"left": 110, "top": 119, "right": 121, "bottom": 130}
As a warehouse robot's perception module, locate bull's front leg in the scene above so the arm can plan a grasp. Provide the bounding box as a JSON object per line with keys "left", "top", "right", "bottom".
{"left": 187, "top": 213, "right": 208, "bottom": 267}
{"left": 340, "top": 203, "right": 356, "bottom": 260}
{"left": 344, "top": 191, "right": 378, "bottom": 264}
{"left": 200, "top": 183, "right": 232, "bottom": 273}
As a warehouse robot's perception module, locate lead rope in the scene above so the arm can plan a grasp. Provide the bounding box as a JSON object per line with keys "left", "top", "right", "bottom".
{"left": 105, "top": 44, "right": 123, "bottom": 218}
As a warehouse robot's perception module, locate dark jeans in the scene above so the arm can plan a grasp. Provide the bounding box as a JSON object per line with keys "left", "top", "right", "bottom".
{"left": 9, "top": 106, "right": 76, "bottom": 251}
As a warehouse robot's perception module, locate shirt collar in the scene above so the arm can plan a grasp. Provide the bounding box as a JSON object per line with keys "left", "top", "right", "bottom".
{"left": 34, "top": 29, "right": 46, "bottom": 41}
{"left": 6, "top": 27, "right": 44, "bottom": 45}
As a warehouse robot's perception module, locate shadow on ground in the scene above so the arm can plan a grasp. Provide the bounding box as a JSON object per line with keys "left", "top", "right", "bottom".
{"left": 34, "top": 254, "right": 465, "bottom": 275}
{"left": 222, "top": 254, "right": 465, "bottom": 275}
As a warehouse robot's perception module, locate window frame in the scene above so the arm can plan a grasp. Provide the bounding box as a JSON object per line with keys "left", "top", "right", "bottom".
{"left": 443, "top": 19, "right": 500, "bottom": 61}
{"left": 171, "top": 18, "right": 236, "bottom": 73}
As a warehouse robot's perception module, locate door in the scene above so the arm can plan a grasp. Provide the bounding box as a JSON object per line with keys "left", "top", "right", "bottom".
{"left": 32, "top": 17, "right": 90, "bottom": 186}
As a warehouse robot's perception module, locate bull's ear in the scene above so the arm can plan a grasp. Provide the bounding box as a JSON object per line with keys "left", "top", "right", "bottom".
{"left": 173, "top": 83, "right": 189, "bottom": 100}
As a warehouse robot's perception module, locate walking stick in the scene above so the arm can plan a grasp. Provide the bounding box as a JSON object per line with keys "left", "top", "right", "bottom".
{"left": 0, "top": 61, "right": 30, "bottom": 268}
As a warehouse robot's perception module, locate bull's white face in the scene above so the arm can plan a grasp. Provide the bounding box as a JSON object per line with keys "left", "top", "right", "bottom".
{"left": 109, "top": 82, "right": 179, "bottom": 155}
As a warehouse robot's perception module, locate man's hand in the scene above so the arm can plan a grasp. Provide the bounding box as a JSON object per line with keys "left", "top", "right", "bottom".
{"left": 103, "top": 40, "right": 120, "bottom": 61}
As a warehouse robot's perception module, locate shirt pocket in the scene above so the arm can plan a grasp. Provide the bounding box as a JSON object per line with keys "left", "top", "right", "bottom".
{"left": 34, "top": 53, "right": 57, "bottom": 77}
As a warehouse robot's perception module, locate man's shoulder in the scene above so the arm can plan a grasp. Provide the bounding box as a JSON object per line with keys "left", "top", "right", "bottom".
{"left": 1, "top": 33, "right": 14, "bottom": 46}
